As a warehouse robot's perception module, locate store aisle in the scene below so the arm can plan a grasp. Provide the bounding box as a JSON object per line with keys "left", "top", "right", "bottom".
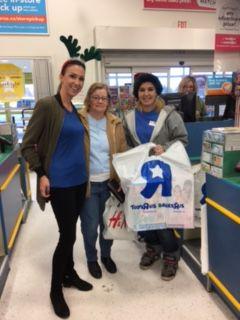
{"left": 0, "top": 176, "right": 236, "bottom": 320}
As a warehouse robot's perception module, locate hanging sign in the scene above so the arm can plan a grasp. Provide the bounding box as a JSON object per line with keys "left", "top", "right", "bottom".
{"left": 215, "top": 0, "right": 240, "bottom": 52}
{"left": 0, "top": 64, "right": 25, "bottom": 102}
{"left": 143, "top": 0, "right": 216, "bottom": 12}
{"left": 0, "top": 0, "right": 48, "bottom": 35}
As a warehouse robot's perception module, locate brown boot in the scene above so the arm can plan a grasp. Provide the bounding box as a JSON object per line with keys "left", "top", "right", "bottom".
{"left": 161, "top": 255, "right": 178, "bottom": 281}
{"left": 139, "top": 246, "right": 160, "bottom": 270}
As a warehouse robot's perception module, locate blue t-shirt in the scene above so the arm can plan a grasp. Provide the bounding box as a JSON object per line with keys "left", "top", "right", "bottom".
{"left": 49, "top": 109, "right": 87, "bottom": 188}
{"left": 135, "top": 109, "right": 159, "bottom": 143}
{"left": 88, "top": 115, "right": 110, "bottom": 175}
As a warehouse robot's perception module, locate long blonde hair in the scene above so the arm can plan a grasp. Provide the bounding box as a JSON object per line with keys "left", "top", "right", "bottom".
{"left": 178, "top": 76, "right": 198, "bottom": 94}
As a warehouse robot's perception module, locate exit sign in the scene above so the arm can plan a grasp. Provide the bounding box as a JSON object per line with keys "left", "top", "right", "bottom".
{"left": 178, "top": 21, "right": 187, "bottom": 28}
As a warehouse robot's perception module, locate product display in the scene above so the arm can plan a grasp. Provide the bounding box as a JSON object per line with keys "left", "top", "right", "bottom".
{"left": 201, "top": 127, "right": 240, "bottom": 178}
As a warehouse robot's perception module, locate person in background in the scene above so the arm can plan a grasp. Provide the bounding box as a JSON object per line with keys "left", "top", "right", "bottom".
{"left": 123, "top": 73, "right": 188, "bottom": 281}
{"left": 21, "top": 59, "right": 93, "bottom": 319}
{"left": 114, "top": 101, "right": 131, "bottom": 120}
{"left": 178, "top": 75, "right": 206, "bottom": 120}
{"left": 223, "top": 75, "right": 238, "bottom": 119}
{"left": 79, "top": 82, "right": 127, "bottom": 279}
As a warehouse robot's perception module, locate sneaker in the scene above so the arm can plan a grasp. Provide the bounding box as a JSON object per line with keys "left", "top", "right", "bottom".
{"left": 63, "top": 269, "right": 93, "bottom": 291}
{"left": 101, "top": 257, "right": 117, "bottom": 274}
{"left": 139, "top": 247, "right": 160, "bottom": 270}
{"left": 161, "top": 255, "right": 178, "bottom": 281}
{"left": 87, "top": 261, "right": 102, "bottom": 279}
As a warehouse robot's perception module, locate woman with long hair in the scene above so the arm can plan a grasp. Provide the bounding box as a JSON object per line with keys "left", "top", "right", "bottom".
{"left": 21, "top": 59, "right": 93, "bottom": 318}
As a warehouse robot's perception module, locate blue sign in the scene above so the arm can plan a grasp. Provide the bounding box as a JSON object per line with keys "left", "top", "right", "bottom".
{"left": 140, "top": 160, "right": 172, "bottom": 199}
{"left": 207, "top": 76, "right": 232, "bottom": 89}
{"left": 0, "top": 0, "right": 48, "bottom": 34}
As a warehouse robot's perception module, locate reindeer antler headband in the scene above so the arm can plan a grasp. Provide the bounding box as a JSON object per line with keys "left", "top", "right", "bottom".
{"left": 60, "top": 35, "right": 101, "bottom": 62}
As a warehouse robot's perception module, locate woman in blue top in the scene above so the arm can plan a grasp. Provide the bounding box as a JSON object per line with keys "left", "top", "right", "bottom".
{"left": 79, "top": 83, "right": 127, "bottom": 279}
{"left": 124, "top": 73, "right": 188, "bottom": 281}
{"left": 22, "top": 59, "right": 93, "bottom": 319}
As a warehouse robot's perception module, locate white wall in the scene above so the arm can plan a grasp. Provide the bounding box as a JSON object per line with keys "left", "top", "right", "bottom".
{"left": 0, "top": 0, "right": 216, "bottom": 98}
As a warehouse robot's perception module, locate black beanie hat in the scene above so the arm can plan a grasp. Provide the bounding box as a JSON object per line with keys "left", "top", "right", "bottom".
{"left": 133, "top": 73, "right": 163, "bottom": 99}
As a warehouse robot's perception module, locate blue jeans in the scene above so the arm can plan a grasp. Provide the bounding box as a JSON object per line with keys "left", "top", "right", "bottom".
{"left": 80, "top": 181, "right": 113, "bottom": 262}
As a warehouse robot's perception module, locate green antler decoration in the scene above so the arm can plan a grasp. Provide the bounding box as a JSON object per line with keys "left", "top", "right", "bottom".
{"left": 80, "top": 46, "right": 101, "bottom": 62}
{"left": 60, "top": 35, "right": 81, "bottom": 58}
{"left": 60, "top": 35, "right": 101, "bottom": 62}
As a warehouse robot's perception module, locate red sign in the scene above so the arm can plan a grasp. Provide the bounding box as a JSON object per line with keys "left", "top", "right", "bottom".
{"left": 178, "top": 21, "right": 187, "bottom": 28}
{"left": 215, "top": 34, "right": 240, "bottom": 52}
{"left": 144, "top": 0, "right": 216, "bottom": 12}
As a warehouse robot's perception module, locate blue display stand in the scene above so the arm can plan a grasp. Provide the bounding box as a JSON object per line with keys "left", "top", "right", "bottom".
{"left": 206, "top": 174, "right": 240, "bottom": 318}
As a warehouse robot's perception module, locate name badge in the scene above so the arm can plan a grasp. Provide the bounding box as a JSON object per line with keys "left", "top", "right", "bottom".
{"left": 149, "top": 121, "right": 156, "bottom": 127}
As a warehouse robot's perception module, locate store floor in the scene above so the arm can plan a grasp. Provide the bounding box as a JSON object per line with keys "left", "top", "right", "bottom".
{"left": 0, "top": 175, "right": 236, "bottom": 320}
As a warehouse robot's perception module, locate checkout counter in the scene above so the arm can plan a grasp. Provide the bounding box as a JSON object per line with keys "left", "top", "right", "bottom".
{"left": 0, "top": 124, "right": 31, "bottom": 297}
{"left": 206, "top": 174, "right": 240, "bottom": 317}
{"left": 181, "top": 119, "right": 233, "bottom": 285}
{"left": 181, "top": 119, "right": 240, "bottom": 319}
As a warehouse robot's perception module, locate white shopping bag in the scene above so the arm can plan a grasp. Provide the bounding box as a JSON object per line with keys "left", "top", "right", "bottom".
{"left": 103, "top": 195, "right": 136, "bottom": 241}
{"left": 113, "top": 141, "right": 194, "bottom": 231}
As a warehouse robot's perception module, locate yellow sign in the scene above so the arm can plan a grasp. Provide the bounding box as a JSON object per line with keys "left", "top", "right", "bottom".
{"left": 0, "top": 64, "right": 24, "bottom": 102}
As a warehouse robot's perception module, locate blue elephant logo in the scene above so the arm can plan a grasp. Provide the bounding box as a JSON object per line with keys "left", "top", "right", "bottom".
{"left": 140, "top": 160, "right": 172, "bottom": 199}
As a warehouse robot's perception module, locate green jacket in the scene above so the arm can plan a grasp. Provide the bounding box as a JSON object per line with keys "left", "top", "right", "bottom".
{"left": 196, "top": 95, "right": 206, "bottom": 120}
{"left": 21, "top": 95, "right": 89, "bottom": 210}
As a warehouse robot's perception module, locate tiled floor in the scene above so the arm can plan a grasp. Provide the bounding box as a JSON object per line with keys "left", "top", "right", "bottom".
{"left": 0, "top": 175, "right": 237, "bottom": 320}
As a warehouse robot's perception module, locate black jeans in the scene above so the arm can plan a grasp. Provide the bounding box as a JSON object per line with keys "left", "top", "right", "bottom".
{"left": 50, "top": 183, "right": 87, "bottom": 290}
{"left": 142, "top": 229, "right": 179, "bottom": 253}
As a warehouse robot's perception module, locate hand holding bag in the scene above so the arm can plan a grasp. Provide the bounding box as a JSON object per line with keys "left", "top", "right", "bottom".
{"left": 112, "top": 141, "right": 194, "bottom": 231}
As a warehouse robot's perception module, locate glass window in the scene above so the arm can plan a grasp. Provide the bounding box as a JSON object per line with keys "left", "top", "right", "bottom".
{"left": 109, "top": 78, "right": 117, "bottom": 86}
{"left": 192, "top": 71, "right": 213, "bottom": 76}
{"left": 106, "top": 72, "right": 132, "bottom": 87}
{"left": 153, "top": 72, "right": 168, "bottom": 77}
{"left": 170, "top": 67, "right": 190, "bottom": 76}
{"left": 170, "top": 77, "right": 183, "bottom": 93}
{"left": 118, "top": 78, "right": 132, "bottom": 86}
{"left": 106, "top": 66, "right": 218, "bottom": 96}
{"left": 158, "top": 77, "right": 168, "bottom": 93}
